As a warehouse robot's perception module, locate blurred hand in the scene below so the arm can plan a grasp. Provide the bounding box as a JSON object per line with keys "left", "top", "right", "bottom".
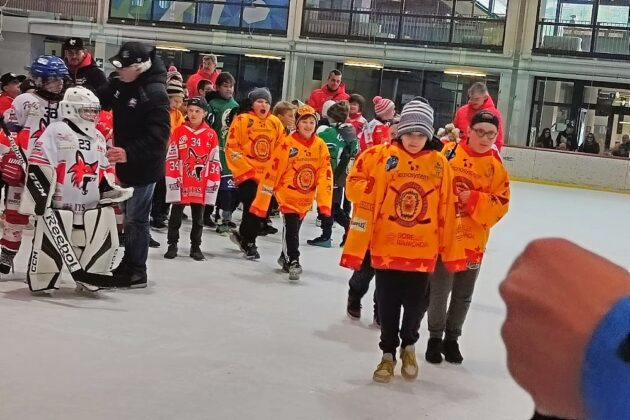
{"left": 106, "top": 146, "right": 127, "bottom": 163}
{"left": 456, "top": 182, "right": 471, "bottom": 205}
{"left": 500, "top": 238, "right": 630, "bottom": 419}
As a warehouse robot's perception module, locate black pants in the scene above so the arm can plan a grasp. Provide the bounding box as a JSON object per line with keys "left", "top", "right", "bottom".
{"left": 348, "top": 251, "right": 377, "bottom": 306}
{"left": 167, "top": 203, "right": 204, "bottom": 246}
{"left": 151, "top": 178, "right": 170, "bottom": 222}
{"left": 321, "top": 187, "right": 350, "bottom": 239}
{"left": 375, "top": 269, "right": 430, "bottom": 357}
{"left": 238, "top": 179, "right": 264, "bottom": 244}
{"left": 342, "top": 193, "right": 352, "bottom": 217}
{"left": 282, "top": 213, "right": 303, "bottom": 261}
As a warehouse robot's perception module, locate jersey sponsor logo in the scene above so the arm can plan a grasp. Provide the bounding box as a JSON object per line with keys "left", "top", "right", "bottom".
{"left": 68, "top": 151, "right": 98, "bottom": 195}
{"left": 385, "top": 156, "right": 398, "bottom": 171}
{"left": 289, "top": 147, "right": 298, "bottom": 158}
{"left": 251, "top": 135, "right": 272, "bottom": 162}
{"left": 294, "top": 164, "right": 316, "bottom": 193}
{"left": 128, "top": 98, "right": 138, "bottom": 108}
{"left": 389, "top": 182, "right": 434, "bottom": 227}
{"left": 184, "top": 148, "right": 209, "bottom": 181}
{"left": 350, "top": 217, "right": 368, "bottom": 232}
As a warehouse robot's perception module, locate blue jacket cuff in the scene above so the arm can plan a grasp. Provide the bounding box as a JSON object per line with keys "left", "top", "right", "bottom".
{"left": 582, "top": 296, "right": 630, "bottom": 420}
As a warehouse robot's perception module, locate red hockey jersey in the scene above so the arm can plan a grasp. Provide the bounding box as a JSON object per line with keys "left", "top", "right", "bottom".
{"left": 165, "top": 121, "right": 220, "bottom": 205}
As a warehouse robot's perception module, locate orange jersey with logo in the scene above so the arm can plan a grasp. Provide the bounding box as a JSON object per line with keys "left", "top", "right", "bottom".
{"left": 341, "top": 143, "right": 461, "bottom": 273}
{"left": 440, "top": 142, "right": 510, "bottom": 270}
{"left": 250, "top": 132, "right": 333, "bottom": 218}
{"left": 225, "top": 112, "right": 284, "bottom": 185}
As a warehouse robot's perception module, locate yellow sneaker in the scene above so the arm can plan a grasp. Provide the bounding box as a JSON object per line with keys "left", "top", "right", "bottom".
{"left": 400, "top": 345, "right": 419, "bottom": 380}
{"left": 373, "top": 353, "right": 396, "bottom": 383}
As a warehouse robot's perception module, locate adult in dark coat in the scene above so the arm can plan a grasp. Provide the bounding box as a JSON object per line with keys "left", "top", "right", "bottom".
{"left": 63, "top": 37, "right": 107, "bottom": 92}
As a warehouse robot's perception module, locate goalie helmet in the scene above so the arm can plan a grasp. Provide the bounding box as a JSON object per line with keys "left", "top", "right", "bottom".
{"left": 60, "top": 86, "right": 101, "bottom": 139}
{"left": 30, "top": 55, "right": 69, "bottom": 101}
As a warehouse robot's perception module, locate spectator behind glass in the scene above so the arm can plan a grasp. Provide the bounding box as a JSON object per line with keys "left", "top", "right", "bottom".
{"left": 556, "top": 123, "right": 578, "bottom": 151}
{"left": 612, "top": 134, "right": 630, "bottom": 157}
{"left": 535, "top": 128, "right": 554, "bottom": 149}
{"left": 578, "top": 133, "right": 600, "bottom": 155}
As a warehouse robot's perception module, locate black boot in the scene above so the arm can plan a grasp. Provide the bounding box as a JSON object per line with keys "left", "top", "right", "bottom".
{"left": 425, "top": 338, "right": 443, "bottom": 364}
{"left": 164, "top": 244, "right": 178, "bottom": 259}
{"left": 346, "top": 296, "right": 361, "bottom": 320}
{"left": 442, "top": 339, "right": 463, "bottom": 364}
{"left": 190, "top": 245, "right": 205, "bottom": 261}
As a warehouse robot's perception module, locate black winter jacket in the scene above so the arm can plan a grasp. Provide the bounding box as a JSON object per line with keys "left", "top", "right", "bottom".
{"left": 68, "top": 52, "right": 107, "bottom": 92}
{"left": 97, "top": 54, "right": 170, "bottom": 186}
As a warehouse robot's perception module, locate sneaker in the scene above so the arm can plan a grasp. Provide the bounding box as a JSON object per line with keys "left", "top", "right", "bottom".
{"left": 164, "top": 244, "right": 178, "bottom": 259}
{"left": 204, "top": 218, "right": 216, "bottom": 228}
{"left": 216, "top": 223, "right": 232, "bottom": 236}
{"left": 400, "top": 345, "right": 419, "bottom": 380}
{"left": 288, "top": 260, "right": 302, "bottom": 281}
{"left": 346, "top": 296, "right": 361, "bottom": 320}
{"left": 442, "top": 340, "right": 463, "bottom": 364}
{"left": 306, "top": 236, "right": 332, "bottom": 248}
{"left": 149, "top": 237, "right": 160, "bottom": 248}
{"left": 190, "top": 246, "right": 205, "bottom": 261}
{"left": 243, "top": 242, "right": 260, "bottom": 260}
{"left": 0, "top": 248, "right": 16, "bottom": 275}
{"left": 111, "top": 272, "right": 148, "bottom": 289}
{"left": 373, "top": 353, "right": 396, "bottom": 383}
{"left": 425, "top": 338, "right": 443, "bottom": 364}
{"left": 277, "top": 254, "right": 289, "bottom": 273}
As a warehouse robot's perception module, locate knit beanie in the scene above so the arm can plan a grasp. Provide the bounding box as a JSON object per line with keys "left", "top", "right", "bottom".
{"left": 327, "top": 100, "right": 349, "bottom": 124}
{"left": 167, "top": 77, "right": 185, "bottom": 98}
{"left": 167, "top": 65, "right": 183, "bottom": 82}
{"left": 396, "top": 97, "right": 434, "bottom": 139}
{"left": 248, "top": 87, "right": 272, "bottom": 103}
{"left": 321, "top": 100, "right": 336, "bottom": 121}
{"left": 373, "top": 96, "right": 395, "bottom": 119}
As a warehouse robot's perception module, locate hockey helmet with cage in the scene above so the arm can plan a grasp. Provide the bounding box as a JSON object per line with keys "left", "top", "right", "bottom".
{"left": 30, "top": 55, "right": 69, "bottom": 101}
{"left": 60, "top": 86, "right": 101, "bottom": 139}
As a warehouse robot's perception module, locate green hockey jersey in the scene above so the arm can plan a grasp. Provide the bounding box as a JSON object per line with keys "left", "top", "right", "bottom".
{"left": 208, "top": 95, "right": 239, "bottom": 177}
{"left": 316, "top": 123, "right": 358, "bottom": 186}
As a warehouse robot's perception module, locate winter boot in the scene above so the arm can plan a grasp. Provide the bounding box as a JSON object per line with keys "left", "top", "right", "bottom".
{"left": 164, "top": 244, "right": 178, "bottom": 259}
{"left": 149, "top": 237, "right": 161, "bottom": 248}
{"left": 400, "top": 345, "right": 419, "bottom": 380}
{"left": 442, "top": 339, "right": 464, "bottom": 364}
{"left": 306, "top": 236, "right": 332, "bottom": 248}
{"left": 190, "top": 245, "right": 205, "bottom": 261}
{"left": 288, "top": 259, "right": 302, "bottom": 281}
{"left": 242, "top": 242, "right": 260, "bottom": 260}
{"left": 0, "top": 248, "right": 16, "bottom": 275}
{"left": 373, "top": 353, "right": 396, "bottom": 383}
{"left": 346, "top": 296, "right": 361, "bottom": 320}
{"left": 425, "top": 338, "right": 444, "bottom": 364}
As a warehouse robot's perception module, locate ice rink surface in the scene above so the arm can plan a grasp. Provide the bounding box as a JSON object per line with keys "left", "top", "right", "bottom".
{"left": 1, "top": 181, "right": 628, "bottom": 420}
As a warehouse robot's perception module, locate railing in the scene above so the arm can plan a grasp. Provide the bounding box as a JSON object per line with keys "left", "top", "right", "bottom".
{"left": 4, "top": 0, "right": 98, "bottom": 22}
{"left": 302, "top": 8, "right": 506, "bottom": 49}
{"left": 536, "top": 22, "right": 630, "bottom": 57}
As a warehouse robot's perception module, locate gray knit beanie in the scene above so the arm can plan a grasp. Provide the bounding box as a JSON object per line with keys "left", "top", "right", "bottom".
{"left": 248, "top": 87, "right": 272, "bottom": 103}
{"left": 396, "top": 97, "right": 434, "bottom": 139}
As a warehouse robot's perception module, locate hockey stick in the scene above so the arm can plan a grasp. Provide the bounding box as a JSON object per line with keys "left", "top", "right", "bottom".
{"left": 0, "top": 116, "right": 115, "bottom": 290}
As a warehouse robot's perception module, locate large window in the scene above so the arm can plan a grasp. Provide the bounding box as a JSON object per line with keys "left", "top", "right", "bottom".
{"left": 535, "top": 0, "right": 630, "bottom": 57}
{"left": 301, "top": 0, "right": 507, "bottom": 50}
{"left": 109, "top": 0, "right": 290, "bottom": 34}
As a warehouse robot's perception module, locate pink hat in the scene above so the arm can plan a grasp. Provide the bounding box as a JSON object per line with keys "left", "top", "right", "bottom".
{"left": 373, "top": 96, "right": 395, "bottom": 118}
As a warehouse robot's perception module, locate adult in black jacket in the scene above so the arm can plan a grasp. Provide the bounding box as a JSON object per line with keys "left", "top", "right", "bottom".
{"left": 63, "top": 37, "right": 107, "bottom": 92}
{"left": 98, "top": 41, "right": 170, "bottom": 289}
{"left": 578, "top": 133, "right": 600, "bottom": 155}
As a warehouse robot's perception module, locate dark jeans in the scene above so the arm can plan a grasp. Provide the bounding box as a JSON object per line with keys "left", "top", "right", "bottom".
{"left": 238, "top": 179, "right": 264, "bottom": 244}
{"left": 121, "top": 182, "right": 155, "bottom": 275}
{"left": 321, "top": 187, "right": 350, "bottom": 239}
{"left": 167, "top": 204, "right": 204, "bottom": 246}
{"left": 281, "top": 213, "right": 302, "bottom": 261}
{"left": 375, "top": 269, "right": 430, "bottom": 357}
{"left": 216, "top": 188, "right": 240, "bottom": 213}
{"left": 150, "top": 178, "right": 170, "bottom": 222}
{"left": 348, "top": 251, "right": 377, "bottom": 309}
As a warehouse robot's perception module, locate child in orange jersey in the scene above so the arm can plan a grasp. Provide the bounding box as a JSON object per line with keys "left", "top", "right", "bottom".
{"left": 251, "top": 105, "right": 332, "bottom": 281}
{"left": 425, "top": 110, "right": 510, "bottom": 365}
{"left": 341, "top": 98, "right": 458, "bottom": 383}
{"left": 225, "top": 87, "right": 284, "bottom": 259}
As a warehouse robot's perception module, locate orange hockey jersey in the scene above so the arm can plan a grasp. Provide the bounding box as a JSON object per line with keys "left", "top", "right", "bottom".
{"left": 165, "top": 121, "right": 220, "bottom": 205}
{"left": 341, "top": 143, "right": 461, "bottom": 273}
{"left": 225, "top": 111, "right": 284, "bottom": 185}
{"left": 440, "top": 142, "right": 510, "bottom": 270}
{"left": 250, "top": 131, "right": 333, "bottom": 219}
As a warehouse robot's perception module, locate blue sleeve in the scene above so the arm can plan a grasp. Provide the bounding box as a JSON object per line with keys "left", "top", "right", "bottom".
{"left": 582, "top": 296, "right": 630, "bottom": 420}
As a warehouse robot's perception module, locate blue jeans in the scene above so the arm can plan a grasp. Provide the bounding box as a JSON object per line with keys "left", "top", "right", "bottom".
{"left": 121, "top": 183, "right": 155, "bottom": 275}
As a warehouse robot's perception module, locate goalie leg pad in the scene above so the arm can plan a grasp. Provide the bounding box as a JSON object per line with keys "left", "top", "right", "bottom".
{"left": 27, "top": 209, "right": 74, "bottom": 292}
{"left": 80, "top": 207, "right": 121, "bottom": 275}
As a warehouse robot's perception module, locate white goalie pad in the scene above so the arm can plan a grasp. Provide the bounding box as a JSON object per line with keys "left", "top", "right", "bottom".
{"left": 80, "top": 207, "right": 121, "bottom": 275}
{"left": 27, "top": 209, "right": 74, "bottom": 292}
{"left": 20, "top": 164, "right": 56, "bottom": 217}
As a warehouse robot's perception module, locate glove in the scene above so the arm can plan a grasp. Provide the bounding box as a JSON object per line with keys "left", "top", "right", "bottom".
{"left": 98, "top": 172, "right": 134, "bottom": 205}
{"left": 1, "top": 152, "right": 25, "bottom": 186}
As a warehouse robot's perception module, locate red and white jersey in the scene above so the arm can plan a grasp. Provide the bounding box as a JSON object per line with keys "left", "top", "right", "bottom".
{"left": 29, "top": 121, "right": 111, "bottom": 224}
{"left": 165, "top": 121, "right": 220, "bottom": 206}
{"left": 2, "top": 92, "right": 62, "bottom": 156}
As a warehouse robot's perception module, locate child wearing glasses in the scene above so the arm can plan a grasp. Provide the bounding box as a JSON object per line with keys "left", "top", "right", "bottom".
{"left": 425, "top": 110, "right": 510, "bottom": 365}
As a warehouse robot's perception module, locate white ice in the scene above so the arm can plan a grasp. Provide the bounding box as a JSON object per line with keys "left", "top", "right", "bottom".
{"left": 1, "top": 181, "right": 628, "bottom": 420}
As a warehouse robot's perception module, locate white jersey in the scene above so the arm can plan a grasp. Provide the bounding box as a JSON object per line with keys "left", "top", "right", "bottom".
{"left": 2, "top": 92, "right": 62, "bottom": 155}
{"left": 29, "top": 121, "right": 111, "bottom": 225}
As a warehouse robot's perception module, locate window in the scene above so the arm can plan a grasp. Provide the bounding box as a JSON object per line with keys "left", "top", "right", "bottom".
{"left": 109, "top": 0, "right": 290, "bottom": 33}
{"left": 301, "top": 0, "right": 508, "bottom": 50}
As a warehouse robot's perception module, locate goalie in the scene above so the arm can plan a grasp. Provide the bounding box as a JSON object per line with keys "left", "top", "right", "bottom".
{"left": 20, "top": 86, "right": 132, "bottom": 292}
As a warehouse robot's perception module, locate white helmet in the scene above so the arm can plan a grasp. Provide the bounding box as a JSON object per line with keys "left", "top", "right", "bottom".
{"left": 60, "top": 86, "right": 101, "bottom": 139}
